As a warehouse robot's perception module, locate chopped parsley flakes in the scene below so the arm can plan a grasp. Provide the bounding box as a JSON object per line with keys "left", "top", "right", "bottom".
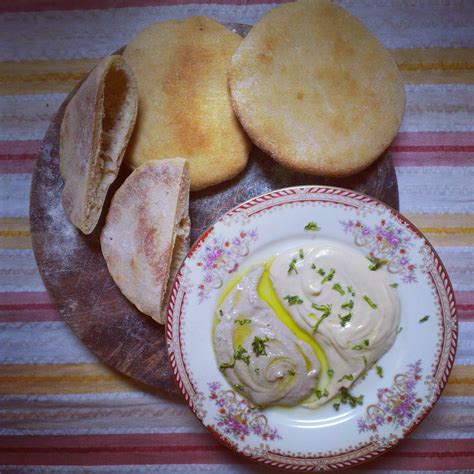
{"left": 352, "top": 339, "right": 369, "bottom": 351}
{"left": 312, "top": 313, "right": 330, "bottom": 333}
{"left": 314, "top": 388, "right": 329, "bottom": 399}
{"left": 288, "top": 258, "right": 298, "bottom": 275}
{"left": 234, "top": 318, "right": 251, "bottom": 326}
{"left": 338, "top": 312, "right": 352, "bottom": 327}
{"left": 321, "top": 268, "right": 335, "bottom": 284}
{"left": 220, "top": 345, "right": 250, "bottom": 369}
{"left": 339, "top": 387, "right": 364, "bottom": 408}
{"left": 419, "top": 315, "right": 430, "bottom": 323}
{"left": 252, "top": 336, "right": 270, "bottom": 357}
{"left": 332, "top": 283, "right": 345, "bottom": 295}
{"left": 284, "top": 295, "right": 303, "bottom": 305}
{"left": 375, "top": 365, "right": 383, "bottom": 378}
{"left": 312, "top": 303, "right": 332, "bottom": 313}
{"left": 342, "top": 299, "right": 354, "bottom": 310}
{"left": 304, "top": 221, "right": 320, "bottom": 231}
{"left": 338, "top": 374, "right": 354, "bottom": 383}
{"left": 366, "top": 256, "right": 388, "bottom": 271}
{"left": 363, "top": 295, "right": 377, "bottom": 309}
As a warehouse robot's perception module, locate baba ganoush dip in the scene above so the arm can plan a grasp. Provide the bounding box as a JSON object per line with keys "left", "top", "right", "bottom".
{"left": 213, "top": 240, "right": 400, "bottom": 409}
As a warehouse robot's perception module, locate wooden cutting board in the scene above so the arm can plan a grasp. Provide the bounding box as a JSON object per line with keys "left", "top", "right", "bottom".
{"left": 29, "top": 23, "right": 399, "bottom": 395}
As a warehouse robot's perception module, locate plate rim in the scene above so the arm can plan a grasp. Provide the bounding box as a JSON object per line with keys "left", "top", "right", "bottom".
{"left": 165, "top": 184, "right": 458, "bottom": 471}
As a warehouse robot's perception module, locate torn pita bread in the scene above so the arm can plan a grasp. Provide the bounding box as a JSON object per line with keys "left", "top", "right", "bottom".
{"left": 100, "top": 158, "right": 191, "bottom": 324}
{"left": 60, "top": 55, "right": 138, "bottom": 234}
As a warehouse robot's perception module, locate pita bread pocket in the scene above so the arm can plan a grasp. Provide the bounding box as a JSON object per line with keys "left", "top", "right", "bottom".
{"left": 228, "top": 0, "right": 405, "bottom": 177}
{"left": 123, "top": 16, "right": 251, "bottom": 191}
{"left": 60, "top": 55, "right": 138, "bottom": 234}
{"left": 100, "top": 158, "right": 191, "bottom": 325}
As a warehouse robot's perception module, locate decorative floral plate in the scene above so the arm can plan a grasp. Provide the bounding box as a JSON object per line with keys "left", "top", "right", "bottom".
{"left": 166, "top": 186, "right": 457, "bottom": 471}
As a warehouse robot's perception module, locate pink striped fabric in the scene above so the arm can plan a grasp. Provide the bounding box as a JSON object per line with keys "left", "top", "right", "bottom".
{"left": 1, "top": 0, "right": 473, "bottom": 472}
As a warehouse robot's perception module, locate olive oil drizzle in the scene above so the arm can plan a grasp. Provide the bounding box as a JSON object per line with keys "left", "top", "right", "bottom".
{"left": 257, "top": 260, "right": 329, "bottom": 389}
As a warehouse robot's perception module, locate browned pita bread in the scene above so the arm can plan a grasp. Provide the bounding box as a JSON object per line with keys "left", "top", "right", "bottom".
{"left": 60, "top": 55, "right": 138, "bottom": 234}
{"left": 100, "top": 158, "right": 190, "bottom": 324}
{"left": 122, "top": 16, "right": 251, "bottom": 191}
{"left": 229, "top": 0, "right": 405, "bottom": 177}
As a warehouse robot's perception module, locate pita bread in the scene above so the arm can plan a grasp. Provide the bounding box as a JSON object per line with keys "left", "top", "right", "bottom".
{"left": 100, "top": 158, "right": 190, "bottom": 324}
{"left": 228, "top": 0, "right": 405, "bottom": 177}
{"left": 122, "top": 16, "right": 251, "bottom": 191}
{"left": 60, "top": 55, "right": 138, "bottom": 234}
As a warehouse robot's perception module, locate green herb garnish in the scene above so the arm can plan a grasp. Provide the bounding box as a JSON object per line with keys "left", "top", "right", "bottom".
{"left": 220, "top": 345, "right": 250, "bottom": 369}
{"left": 352, "top": 339, "right": 369, "bottom": 351}
{"left": 338, "top": 374, "right": 354, "bottom": 383}
{"left": 219, "top": 309, "right": 224, "bottom": 317}
{"left": 304, "top": 221, "right": 320, "bottom": 231}
{"left": 366, "top": 256, "right": 388, "bottom": 271}
{"left": 333, "top": 402, "right": 341, "bottom": 411}
{"left": 252, "top": 336, "right": 269, "bottom": 356}
{"left": 419, "top": 315, "right": 430, "bottom": 323}
{"left": 299, "top": 248, "right": 304, "bottom": 259}
{"left": 338, "top": 312, "right": 352, "bottom": 327}
{"left": 390, "top": 282, "right": 399, "bottom": 288}
{"left": 284, "top": 295, "right": 303, "bottom": 305}
{"left": 314, "top": 388, "right": 329, "bottom": 399}
{"left": 332, "top": 283, "right": 345, "bottom": 296}
{"left": 317, "top": 268, "right": 326, "bottom": 276}
{"left": 327, "top": 369, "right": 334, "bottom": 377}
{"left": 375, "top": 365, "right": 383, "bottom": 378}
{"left": 339, "top": 387, "right": 364, "bottom": 408}
{"left": 312, "top": 303, "right": 332, "bottom": 313}
{"left": 311, "top": 263, "right": 317, "bottom": 270}
{"left": 312, "top": 313, "right": 330, "bottom": 333}
{"left": 288, "top": 370, "right": 296, "bottom": 376}
{"left": 347, "top": 285, "right": 355, "bottom": 296}
{"left": 234, "top": 319, "right": 251, "bottom": 325}
{"left": 288, "top": 258, "right": 298, "bottom": 275}
{"left": 342, "top": 299, "right": 354, "bottom": 310}
{"left": 311, "top": 303, "right": 332, "bottom": 332}
{"left": 321, "top": 268, "right": 335, "bottom": 284}
{"left": 363, "top": 295, "right": 377, "bottom": 309}
{"left": 396, "top": 326, "right": 403, "bottom": 334}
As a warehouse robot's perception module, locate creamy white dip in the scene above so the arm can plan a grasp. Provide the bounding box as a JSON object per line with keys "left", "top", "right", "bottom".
{"left": 214, "top": 240, "right": 400, "bottom": 409}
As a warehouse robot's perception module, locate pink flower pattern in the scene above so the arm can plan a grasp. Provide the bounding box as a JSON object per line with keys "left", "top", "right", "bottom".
{"left": 208, "top": 382, "right": 281, "bottom": 442}
{"left": 357, "top": 360, "right": 423, "bottom": 433}
{"left": 196, "top": 229, "right": 258, "bottom": 303}
{"left": 341, "top": 219, "right": 417, "bottom": 283}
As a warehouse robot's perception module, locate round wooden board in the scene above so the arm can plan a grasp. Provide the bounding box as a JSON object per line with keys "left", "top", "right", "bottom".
{"left": 30, "top": 23, "right": 399, "bottom": 395}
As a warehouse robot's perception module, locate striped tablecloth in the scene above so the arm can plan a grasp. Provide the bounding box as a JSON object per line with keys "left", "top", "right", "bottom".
{"left": 1, "top": 1, "right": 473, "bottom": 471}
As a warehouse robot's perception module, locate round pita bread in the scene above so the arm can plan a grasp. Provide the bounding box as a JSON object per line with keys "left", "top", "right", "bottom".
{"left": 123, "top": 16, "right": 251, "bottom": 191}
{"left": 228, "top": 0, "right": 405, "bottom": 177}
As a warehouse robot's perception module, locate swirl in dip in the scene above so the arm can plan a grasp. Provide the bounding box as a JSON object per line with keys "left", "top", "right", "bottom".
{"left": 213, "top": 240, "right": 400, "bottom": 408}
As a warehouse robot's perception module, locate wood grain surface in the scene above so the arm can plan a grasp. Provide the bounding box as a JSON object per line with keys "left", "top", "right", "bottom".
{"left": 30, "top": 23, "right": 399, "bottom": 394}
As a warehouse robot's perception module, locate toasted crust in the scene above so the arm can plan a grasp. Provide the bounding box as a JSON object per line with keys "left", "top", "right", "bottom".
{"left": 100, "top": 158, "right": 190, "bottom": 324}
{"left": 123, "top": 16, "right": 251, "bottom": 191}
{"left": 60, "top": 55, "right": 138, "bottom": 234}
{"left": 228, "top": 0, "right": 405, "bottom": 177}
